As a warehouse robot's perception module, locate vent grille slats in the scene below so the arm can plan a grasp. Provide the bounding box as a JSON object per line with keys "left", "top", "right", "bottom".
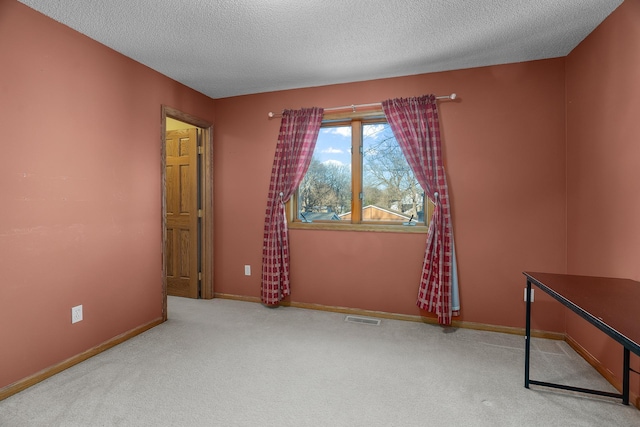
{"left": 344, "top": 315, "right": 381, "bottom": 326}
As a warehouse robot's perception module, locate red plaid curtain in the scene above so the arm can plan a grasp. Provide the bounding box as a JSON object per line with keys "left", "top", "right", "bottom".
{"left": 261, "top": 107, "right": 324, "bottom": 305}
{"left": 382, "top": 95, "right": 456, "bottom": 325}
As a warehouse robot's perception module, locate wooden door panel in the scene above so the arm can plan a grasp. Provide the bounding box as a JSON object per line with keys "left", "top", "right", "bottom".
{"left": 166, "top": 128, "right": 199, "bottom": 298}
{"left": 166, "top": 230, "right": 175, "bottom": 277}
{"left": 180, "top": 164, "right": 192, "bottom": 213}
{"left": 179, "top": 229, "right": 191, "bottom": 277}
{"left": 166, "top": 164, "right": 176, "bottom": 215}
{"left": 166, "top": 226, "right": 194, "bottom": 297}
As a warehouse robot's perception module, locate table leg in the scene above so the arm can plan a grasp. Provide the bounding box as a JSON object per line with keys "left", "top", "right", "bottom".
{"left": 623, "top": 347, "right": 630, "bottom": 405}
{"left": 525, "top": 279, "right": 532, "bottom": 388}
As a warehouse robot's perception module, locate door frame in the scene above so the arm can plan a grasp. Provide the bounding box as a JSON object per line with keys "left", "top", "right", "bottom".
{"left": 161, "top": 105, "right": 214, "bottom": 321}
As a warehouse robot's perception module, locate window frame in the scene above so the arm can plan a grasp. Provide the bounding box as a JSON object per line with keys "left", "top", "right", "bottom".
{"left": 287, "top": 109, "right": 432, "bottom": 233}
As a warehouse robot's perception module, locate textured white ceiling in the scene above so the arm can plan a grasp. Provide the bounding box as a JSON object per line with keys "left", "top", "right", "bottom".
{"left": 18, "top": 0, "right": 623, "bottom": 99}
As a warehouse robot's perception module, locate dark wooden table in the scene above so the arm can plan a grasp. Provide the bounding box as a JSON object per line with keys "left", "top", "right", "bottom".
{"left": 523, "top": 271, "right": 640, "bottom": 405}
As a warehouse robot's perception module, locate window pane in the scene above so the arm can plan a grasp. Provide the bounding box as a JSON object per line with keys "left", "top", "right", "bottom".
{"left": 362, "top": 123, "right": 424, "bottom": 223}
{"left": 298, "top": 126, "right": 352, "bottom": 222}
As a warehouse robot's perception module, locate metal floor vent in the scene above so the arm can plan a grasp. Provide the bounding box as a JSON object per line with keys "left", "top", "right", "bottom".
{"left": 344, "top": 315, "right": 381, "bottom": 326}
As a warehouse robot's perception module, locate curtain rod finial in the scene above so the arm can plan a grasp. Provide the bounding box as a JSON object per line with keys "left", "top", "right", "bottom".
{"left": 450, "top": 93, "right": 457, "bottom": 100}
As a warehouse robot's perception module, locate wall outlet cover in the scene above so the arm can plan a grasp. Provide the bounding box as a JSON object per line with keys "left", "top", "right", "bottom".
{"left": 72, "top": 305, "right": 83, "bottom": 324}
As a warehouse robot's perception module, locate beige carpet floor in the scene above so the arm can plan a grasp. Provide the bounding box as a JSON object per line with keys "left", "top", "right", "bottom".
{"left": 1, "top": 296, "right": 639, "bottom": 426}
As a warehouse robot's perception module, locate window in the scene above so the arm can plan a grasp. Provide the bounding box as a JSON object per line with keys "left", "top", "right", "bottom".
{"left": 290, "top": 111, "right": 430, "bottom": 231}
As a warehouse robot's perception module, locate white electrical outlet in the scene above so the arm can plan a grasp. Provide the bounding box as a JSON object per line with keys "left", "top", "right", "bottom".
{"left": 244, "top": 265, "right": 251, "bottom": 276}
{"left": 524, "top": 288, "right": 534, "bottom": 302}
{"left": 71, "top": 305, "right": 83, "bottom": 324}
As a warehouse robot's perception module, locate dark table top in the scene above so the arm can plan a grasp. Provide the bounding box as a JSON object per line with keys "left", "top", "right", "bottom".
{"left": 523, "top": 271, "right": 640, "bottom": 355}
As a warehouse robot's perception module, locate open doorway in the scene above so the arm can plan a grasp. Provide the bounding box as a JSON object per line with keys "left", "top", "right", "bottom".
{"left": 161, "top": 106, "right": 214, "bottom": 321}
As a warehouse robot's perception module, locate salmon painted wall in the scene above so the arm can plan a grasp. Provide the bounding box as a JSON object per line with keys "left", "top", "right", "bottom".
{"left": 214, "top": 59, "right": 567, "bottom": 330}
{"left": 566, "top": 0, "right": 640, "bottom": 397}
{"left": 0, "top": 1, "right": 215, "bottom": 389}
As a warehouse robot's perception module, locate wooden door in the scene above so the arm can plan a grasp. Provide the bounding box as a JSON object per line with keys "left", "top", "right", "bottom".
{"left": 166, "top": 128, "right": 200, "bottom": 298}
